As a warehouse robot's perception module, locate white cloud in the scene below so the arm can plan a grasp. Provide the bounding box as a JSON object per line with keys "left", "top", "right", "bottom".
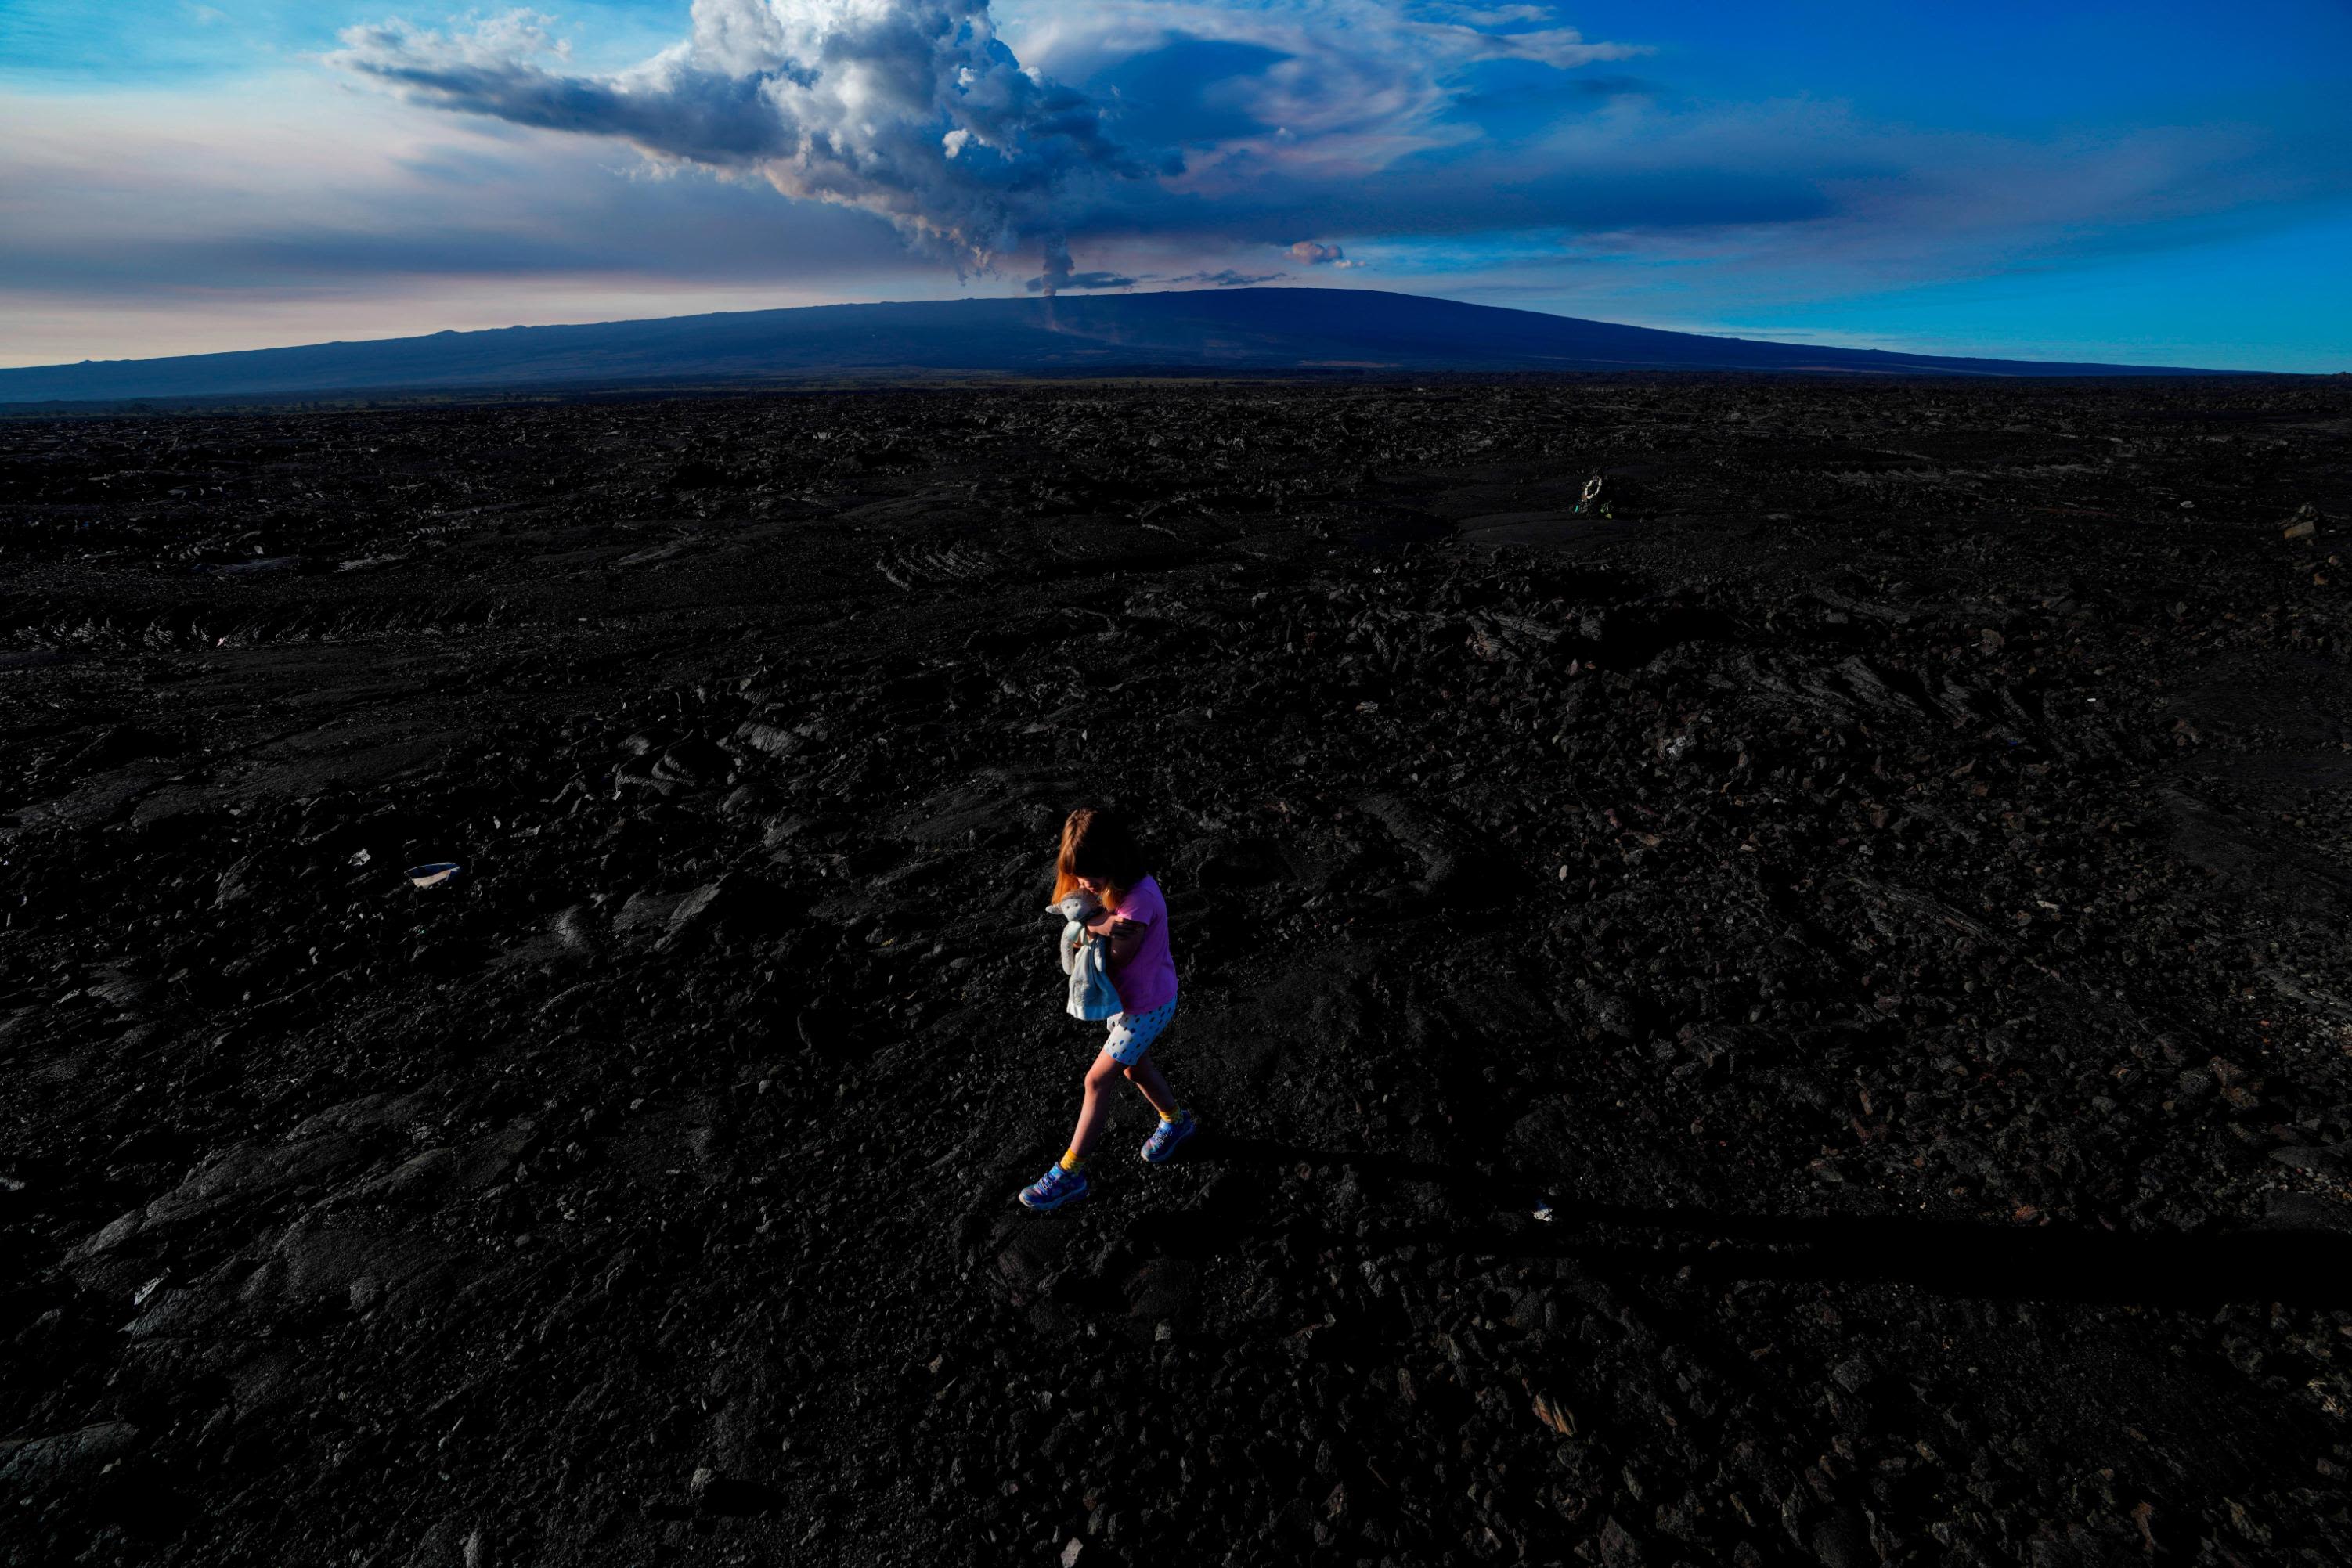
{"left": 329, "top": 2, "right": 1650, "bottom": 287}
{"left": 1002, "top": 0, "right": 1647, "bottom": 177}
{"left": 330, "top": 2, "right": 1175, "bottom": 293}
{"left": 1286, "top": 238, "right": 1355, "bottom": 266}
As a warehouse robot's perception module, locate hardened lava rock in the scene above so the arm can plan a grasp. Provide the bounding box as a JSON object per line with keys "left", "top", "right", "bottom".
{"left": 4, "top": 376, "right": 2352, "bottom": 1565}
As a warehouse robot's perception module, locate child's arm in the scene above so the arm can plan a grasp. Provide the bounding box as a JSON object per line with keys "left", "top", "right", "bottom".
{"left": 1088, "top": 914, "right": 1145, "bottom": 965}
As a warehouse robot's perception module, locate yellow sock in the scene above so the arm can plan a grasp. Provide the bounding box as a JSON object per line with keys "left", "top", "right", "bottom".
{"left": 1160, "top": 1106, "right": 1185, "bottom": 1124}
{"left": 1059, "top": 1148, "right": 1084, "bottom": 1173}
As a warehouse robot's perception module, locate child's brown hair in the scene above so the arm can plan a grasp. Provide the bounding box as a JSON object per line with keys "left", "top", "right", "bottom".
{"left": 1052, "top": 806, "right": 1151, "bottom": 910}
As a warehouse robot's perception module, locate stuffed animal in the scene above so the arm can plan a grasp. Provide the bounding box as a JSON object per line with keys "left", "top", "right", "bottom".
{"left": 1048, "top": 892, "right": 1123, "bottom": 1020}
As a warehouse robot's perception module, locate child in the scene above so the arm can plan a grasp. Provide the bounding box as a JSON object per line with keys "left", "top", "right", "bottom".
{"left": 1019, "top": 806, "right": 1195, "bottom": 1211}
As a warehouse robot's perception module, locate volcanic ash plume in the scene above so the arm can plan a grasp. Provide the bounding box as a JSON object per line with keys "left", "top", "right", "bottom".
{"left": 332, "top": 1, "right": 1173, "bottom": 291}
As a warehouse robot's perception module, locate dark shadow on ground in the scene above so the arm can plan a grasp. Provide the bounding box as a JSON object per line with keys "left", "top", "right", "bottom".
{"left": 1189, "top": 1133, "right": 2352, "bottom": 1309}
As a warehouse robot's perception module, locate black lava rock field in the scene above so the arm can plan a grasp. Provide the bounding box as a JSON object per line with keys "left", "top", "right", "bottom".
{"left": 5, "top": 377, "right": 2352, "bottom": 1568}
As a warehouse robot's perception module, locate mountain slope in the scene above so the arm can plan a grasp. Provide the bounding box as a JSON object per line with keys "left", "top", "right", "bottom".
{"left": 0, "top": 287, "right": 2232, "bottom": 402}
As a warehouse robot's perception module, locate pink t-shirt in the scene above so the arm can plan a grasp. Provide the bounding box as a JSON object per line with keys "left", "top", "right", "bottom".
{"left": 1097, "top": 874, "right": 1178, "bottom": 1015}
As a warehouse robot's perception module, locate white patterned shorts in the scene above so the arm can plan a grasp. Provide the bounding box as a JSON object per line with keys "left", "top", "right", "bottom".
{"left": 1103, "top": 996, "right": 1178, "bottom": 1066}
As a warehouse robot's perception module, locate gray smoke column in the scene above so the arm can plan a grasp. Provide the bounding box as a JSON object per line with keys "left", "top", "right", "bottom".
{"left": 331, "top": 2, "right": 1173, "bottom": 292}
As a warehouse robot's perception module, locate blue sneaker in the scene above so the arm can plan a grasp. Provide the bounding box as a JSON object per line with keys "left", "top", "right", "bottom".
{"left": 1140, "top": 1112, "right": 1199, "bottom": 1164}
{"left": 1019, "top": 1162, "right": 1090, "bottom": 1211}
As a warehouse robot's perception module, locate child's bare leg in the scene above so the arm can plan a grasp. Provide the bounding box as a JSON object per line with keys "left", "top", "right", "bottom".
{"left": 1122, "top": 1057, "right": 1181, "bottom": 1119}
{"left": 1066, "top": 1051, "right": 1126, "bottom": 1160}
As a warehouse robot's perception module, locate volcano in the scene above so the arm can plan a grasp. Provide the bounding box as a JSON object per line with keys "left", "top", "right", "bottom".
{"left": 0, "top": 287, "right": 2242, "bottom": 405}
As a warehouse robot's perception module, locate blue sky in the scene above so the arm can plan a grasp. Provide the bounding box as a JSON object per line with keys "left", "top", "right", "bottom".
{"left": 2, "top": 0, "right": 2346, "bottom": 369}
